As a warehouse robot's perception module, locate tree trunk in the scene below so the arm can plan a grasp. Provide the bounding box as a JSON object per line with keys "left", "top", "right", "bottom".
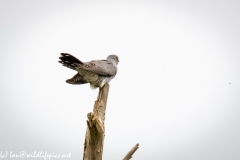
{"left": 83, "top": 83, "right": 109, "bottom": 160}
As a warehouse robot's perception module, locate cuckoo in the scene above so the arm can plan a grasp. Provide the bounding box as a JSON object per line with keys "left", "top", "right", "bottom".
{"left": 58, "top": 53, "right": 119, "bottom": 89}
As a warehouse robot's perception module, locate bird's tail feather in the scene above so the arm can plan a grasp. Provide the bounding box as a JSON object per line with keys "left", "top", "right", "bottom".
{"left": 58, "top": 53, "right": 83, "bottom": 70}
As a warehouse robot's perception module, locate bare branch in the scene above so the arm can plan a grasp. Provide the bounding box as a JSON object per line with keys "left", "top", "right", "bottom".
{"left": 123, "top": 143, "right": 139, "bottom": 160}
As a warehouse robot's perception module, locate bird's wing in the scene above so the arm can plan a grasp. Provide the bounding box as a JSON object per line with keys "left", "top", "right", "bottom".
{"left": 66, "top": 73, "right": 88, "bottom": 85}
{"left": 75, "top": 60, "right": 116, "bottom": 76}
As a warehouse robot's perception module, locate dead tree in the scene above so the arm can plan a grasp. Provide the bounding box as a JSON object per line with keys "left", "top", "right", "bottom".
{"left": 83, "top": 83, "right": 139, "bottom": 160}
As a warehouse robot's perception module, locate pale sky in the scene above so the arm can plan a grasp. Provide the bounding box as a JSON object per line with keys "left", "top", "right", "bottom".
{"left": 0, "top": 0, "right": 240, "bottom": 160}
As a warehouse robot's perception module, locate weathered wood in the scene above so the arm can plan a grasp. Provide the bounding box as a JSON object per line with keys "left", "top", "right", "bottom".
{"left": 83, "top": 83, "right": 110, "bottom": 160}
{"left": 123, "top": 143, "right": 139, "bottom": 160}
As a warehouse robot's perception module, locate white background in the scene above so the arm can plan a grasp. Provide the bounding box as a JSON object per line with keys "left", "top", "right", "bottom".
{"left": 0, "top": 0, "right": 240, "bottom": 159}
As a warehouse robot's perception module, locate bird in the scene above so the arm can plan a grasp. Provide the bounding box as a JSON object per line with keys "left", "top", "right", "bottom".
{"left": 58, "top": 53, "right": 119, "bottom": 89}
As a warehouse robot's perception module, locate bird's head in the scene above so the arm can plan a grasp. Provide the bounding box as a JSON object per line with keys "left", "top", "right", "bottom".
{"left": 107, "top": 55, "right": 119, "bottom": 65}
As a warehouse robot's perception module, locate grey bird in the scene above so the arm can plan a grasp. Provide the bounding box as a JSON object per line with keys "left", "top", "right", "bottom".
{"left": 58, "top": 53, "right": 119, "bottom": 89}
